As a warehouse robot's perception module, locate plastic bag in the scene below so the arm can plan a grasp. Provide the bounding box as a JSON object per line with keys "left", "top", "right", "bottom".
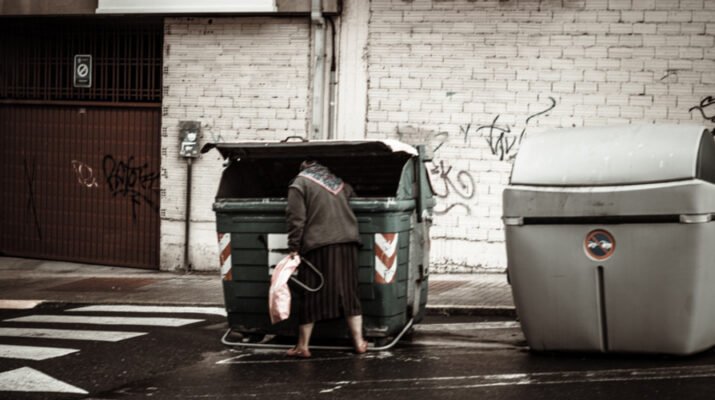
{"left": 269, "top": 254, "right": 301, "bottom": 324}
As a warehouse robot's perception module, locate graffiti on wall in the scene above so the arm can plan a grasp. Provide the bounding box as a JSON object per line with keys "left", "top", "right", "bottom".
{"left": 396, "top": 126, "right": 477, "bottom": 215}
{"left": 461, "top": 96, "right": 557, "bottom": 160}
{"left": 395, "top": 97, "right": 557, "bottom": 216}
{"left": 23, "top": 158, "right": 43, "bottom": 240}
{"left": 71, "top": 160, "right": 99, "bottom": 188}
{"left": 429, "top": 160, "right": 475, "bottom": 215}
{"left": 102, "top": 155, "right": 160, "bottom": 221}
{"left": 689, "top": 96, "right": 715, "bottom": 124}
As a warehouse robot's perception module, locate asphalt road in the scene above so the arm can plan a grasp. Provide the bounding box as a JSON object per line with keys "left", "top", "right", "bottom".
{"left": 0, "top": 303, "right": 226, "bottom": 400}
{"left": 1, "top": 305, "right": 715, "bottom": 399}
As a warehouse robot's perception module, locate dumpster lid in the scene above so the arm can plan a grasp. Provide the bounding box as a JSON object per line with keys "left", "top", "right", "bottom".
{"left": 511, "top": 125, "right": 715, "bottom": 186}
{"left": 204, "top": 138, "right": 424, "bottom": 199}
{"left": 201, "top": 139, "right": 418, "bottom": 159}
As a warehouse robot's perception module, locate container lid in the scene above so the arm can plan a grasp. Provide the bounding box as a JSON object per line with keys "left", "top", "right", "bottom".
{"left": 201, "top": 139, "right": 418, "bottom": 159}
{"left": 510, "top": 125, "right": 715, "bottom": 186}
{"left": 202, "top": 139, "right": 420, "bottom": 199}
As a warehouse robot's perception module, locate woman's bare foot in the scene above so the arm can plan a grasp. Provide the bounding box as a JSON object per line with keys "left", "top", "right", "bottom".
{"left": 354, "top": 340, "right": 368, "bottom": 354}
{"left": 286, "top": 347, "right": 312, "bottom": 358}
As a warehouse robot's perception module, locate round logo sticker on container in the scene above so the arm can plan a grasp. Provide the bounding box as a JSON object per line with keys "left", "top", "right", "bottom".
{"left": 584, "top": 229, "right": 616, "bottom": 261}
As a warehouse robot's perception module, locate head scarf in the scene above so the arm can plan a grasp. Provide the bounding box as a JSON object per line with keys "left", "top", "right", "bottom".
{"left": 298, "top": 163, "right": 344, "bottom": 195}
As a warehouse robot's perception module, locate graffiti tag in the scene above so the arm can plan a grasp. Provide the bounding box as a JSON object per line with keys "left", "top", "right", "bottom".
{"left": 463, "top": 96, "right": 557, "bottom": 160}
{"left": 428, "top": 160, "right": 475, "bottom": 215}
{"left": 102, "top": 155, "right": 160, "bottom": 221}
{"left": 689, "top": 96, "right": 715, "bottom": 124}
{"left": 23, "top": 159, "right": 42, "bottom": 240}
{"left": 71, "top": 160, "right": 99, "bottom": 188}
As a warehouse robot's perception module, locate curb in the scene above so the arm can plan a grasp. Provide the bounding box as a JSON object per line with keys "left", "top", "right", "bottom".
{"left": 426, "top": 305, "right": 517, "bottom": 318}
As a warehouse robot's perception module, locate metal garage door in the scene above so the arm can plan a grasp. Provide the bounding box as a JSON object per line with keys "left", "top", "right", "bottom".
{"left": 0, "top": 18, "right": 162, "bottom": 269}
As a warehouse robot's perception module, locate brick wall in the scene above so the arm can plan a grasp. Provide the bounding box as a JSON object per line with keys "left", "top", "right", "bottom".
{"left": 159, "top": 2, "right": 715, "bottom": 273}
{"left": 366, "top": 0, "right": 715, "bottom": 272}
{"left": 161, "top": 17, "right": 311, "bottom": 270}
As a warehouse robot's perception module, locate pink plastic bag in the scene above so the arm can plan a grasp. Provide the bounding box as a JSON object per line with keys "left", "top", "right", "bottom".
{"left": 269, "top": 255, "right": 301, "bottom": 325}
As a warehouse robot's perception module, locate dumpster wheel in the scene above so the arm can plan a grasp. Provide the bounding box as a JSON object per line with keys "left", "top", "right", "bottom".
{"left": 221, "top": 317, "right": 415, "bottom": 352}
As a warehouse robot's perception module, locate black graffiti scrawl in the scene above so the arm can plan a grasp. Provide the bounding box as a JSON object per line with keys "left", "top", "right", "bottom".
{"left": 690, "top": 96, "right": 715, "bottom": 124}
{"left": 24, "top": 158, "right": 42, "bottom": 240}
{"left": 102, "top": 155, "right": 160, "bottom": 221}
{"left": 429, "top": 160, "right": 475, "bottom": 215}
{"left": 462, "top": 96, "right": 557, "bottom": 160}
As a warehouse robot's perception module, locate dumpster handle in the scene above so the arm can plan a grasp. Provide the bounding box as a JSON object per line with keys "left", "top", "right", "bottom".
{"left": 256, "top": 234, "right": 323, "bottom": 292}
{"left": 290, "top": 257, "right": 324, "bottom": 293}
{"left": 220, "top": 317, "right": 414, "bottom": 352}
{"left": 280, "top": 135, "right": 309, "bottom": 143}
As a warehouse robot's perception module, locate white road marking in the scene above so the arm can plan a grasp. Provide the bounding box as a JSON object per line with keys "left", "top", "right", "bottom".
{"left": 0, "top": 300, "right": 44, "bottom": 310}
{"left": 0, "top": 327, "right": 146, "bottom": 342}
{"left": 217, "top": 355, "right": 356, "bottom": 364}
{"left": 5, "top": 315, "right": 203, "bottom": 327}
{"left": 0, "top": 367, "right": 87, "bottom": 394}
{"left": 406, "top": 339, "right": 521, "bottom": 350}
{"left": 216, "top": 351, "right": 398, "bottom": 365}
{"left": 415, "top": 321, "right": 520, "bottom": 332}
{"left": 0, "top": 344, "right": 79, "bottom": 361}
{"left": 320, "top": 384, "right": 344, "bottom": 394}
{"left": 67, "top": 304, "right": 227, "bottom": 316}
{"left": 328, "top": 364, "right": 715, "bottom": 392}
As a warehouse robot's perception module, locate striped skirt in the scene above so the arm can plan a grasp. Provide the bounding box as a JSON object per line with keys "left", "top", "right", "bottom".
{"left": 297, "top": 243, "right": 362, "bottom": 325}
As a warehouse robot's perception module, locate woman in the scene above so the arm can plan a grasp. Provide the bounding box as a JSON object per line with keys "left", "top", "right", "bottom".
{"left": 285, "top": 160, "right": 367, "bottom": 358}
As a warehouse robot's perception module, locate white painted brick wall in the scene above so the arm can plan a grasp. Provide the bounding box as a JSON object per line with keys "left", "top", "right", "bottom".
{"left": 161, "top": 17, "right": 311, "bottom": 271}
{"left": 368, "top": 0, "right": 715, "bottom": 272}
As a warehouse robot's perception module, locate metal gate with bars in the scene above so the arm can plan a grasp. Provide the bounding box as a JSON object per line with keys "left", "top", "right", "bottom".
{"left": 0, "top": 18, "right": 163, "bottom": 269}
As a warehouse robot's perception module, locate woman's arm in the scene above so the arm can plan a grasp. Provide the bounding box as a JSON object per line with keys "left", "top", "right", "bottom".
{"left": 344, "top": 182, "right": 356, "bottom": 198}
{"left": 286, "top": 185, "right": 306, "bottom": 254}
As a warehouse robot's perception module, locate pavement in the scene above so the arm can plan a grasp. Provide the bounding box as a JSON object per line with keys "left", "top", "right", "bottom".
{"left": 0, "top": 256, "right": 515, "bottom": 316}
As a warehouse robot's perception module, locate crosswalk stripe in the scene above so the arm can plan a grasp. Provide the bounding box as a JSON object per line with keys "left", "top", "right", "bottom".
{"left": 67, "top": 305, "right": 227, "bottom": 316}
{"left": 0, "top": 367, "right": 87, "bottom": 394}
{"left": 0, "top": 300, "right": 44, "bottom": 310}
{"left": 5, "top": 315, "right": 204, "bottom": 327}
{"left": 0, "top": 344, "right": 79, "bottom": 361}
{"left": 0, "top": 327, "right": 147, "bottom": 342}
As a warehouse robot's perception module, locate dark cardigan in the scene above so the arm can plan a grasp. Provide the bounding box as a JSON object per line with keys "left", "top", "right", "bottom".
{"left": 286, "top": 175, "right": 360, "bottom": 254}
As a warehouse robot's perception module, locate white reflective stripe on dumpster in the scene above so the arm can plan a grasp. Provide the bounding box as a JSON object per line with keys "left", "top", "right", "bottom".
{"left": 375, "top": 233, "right": 398, "bottom": 284}
{"left": 218, "top": 232, "right": 232, "bottom": 281}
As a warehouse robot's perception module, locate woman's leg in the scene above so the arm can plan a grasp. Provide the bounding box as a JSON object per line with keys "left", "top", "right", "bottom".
{"left": 347, "top": 315, "right": 367, "bottom": 353}
{"left": 297, "top": 322, "right": 314, "bottom": 349}
{"left": 287, "top": 322, "right": 314, "bottom": 357}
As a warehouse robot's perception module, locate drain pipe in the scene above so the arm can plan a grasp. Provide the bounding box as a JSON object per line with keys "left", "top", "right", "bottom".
{"left": 326, "top": 17, "right": 337, "bottom": 139}
{"left": 310, "top": 0, "right": 327, "bottom": 140}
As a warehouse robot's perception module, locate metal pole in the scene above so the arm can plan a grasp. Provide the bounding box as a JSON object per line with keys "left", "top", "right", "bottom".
{"left": 184, "top": 157, "right": 192, "bottom": 271}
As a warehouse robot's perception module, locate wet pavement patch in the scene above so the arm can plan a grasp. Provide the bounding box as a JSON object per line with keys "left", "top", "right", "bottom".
{"left": 43, "top": 278, "right": 156, "bottom": 292}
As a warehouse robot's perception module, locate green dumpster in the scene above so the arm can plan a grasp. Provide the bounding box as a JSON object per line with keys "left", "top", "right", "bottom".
{"left": 202, "top": 139, "right": 435, "bottom": 345}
